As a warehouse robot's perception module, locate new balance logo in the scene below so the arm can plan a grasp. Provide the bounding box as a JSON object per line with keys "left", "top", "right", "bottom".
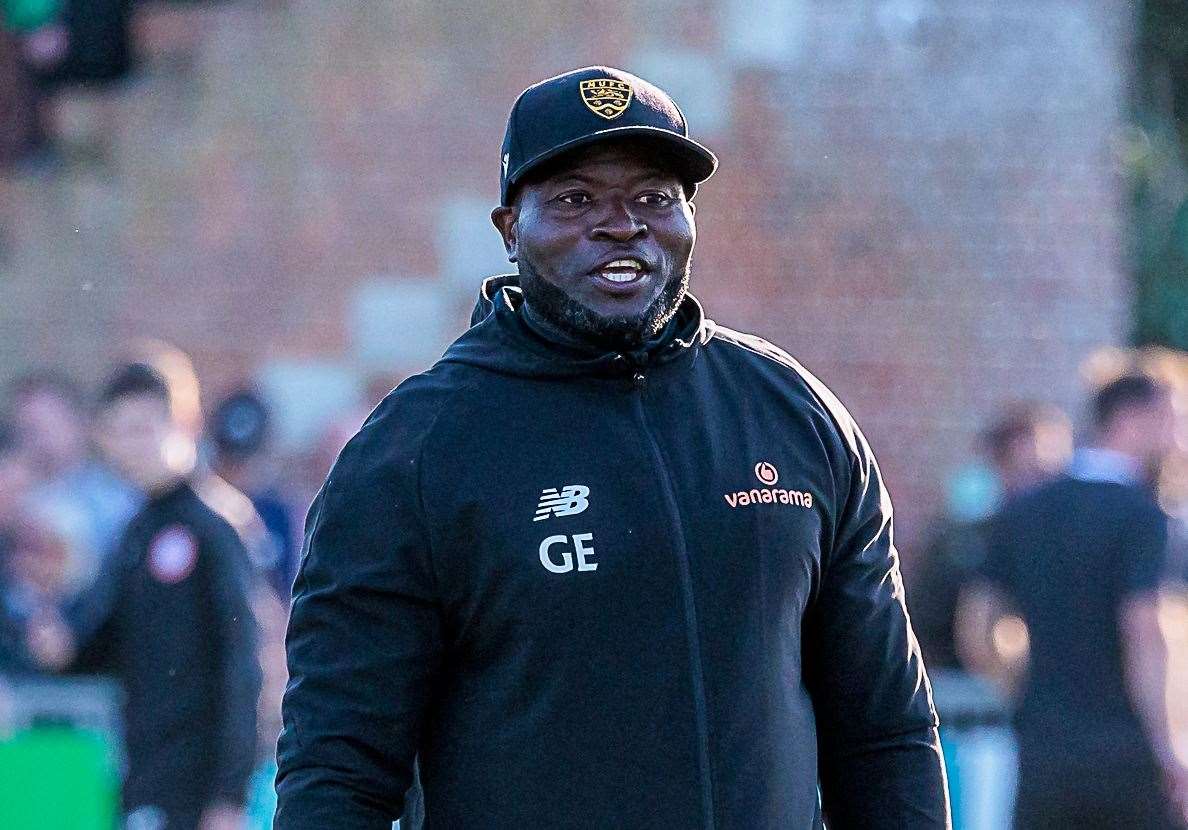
{"left": 534, "top": 485, "right": 590, "bottom": 521}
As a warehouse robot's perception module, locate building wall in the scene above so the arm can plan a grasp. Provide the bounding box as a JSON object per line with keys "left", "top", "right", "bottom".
{"left": 0, "top": 0, "right": 1136, "bottom": 550}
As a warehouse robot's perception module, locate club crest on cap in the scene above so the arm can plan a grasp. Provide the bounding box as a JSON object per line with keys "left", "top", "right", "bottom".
{"left": 579, "top": 78, "right": 633, "bottom": 120}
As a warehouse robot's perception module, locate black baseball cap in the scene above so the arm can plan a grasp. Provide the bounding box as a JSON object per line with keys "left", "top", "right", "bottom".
{"left": 500, "top": 66, "right": 718, "bottom": 206}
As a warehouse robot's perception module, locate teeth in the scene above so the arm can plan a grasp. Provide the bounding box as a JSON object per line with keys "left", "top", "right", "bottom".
{"left": 602, "top": 271, "right": 638, "bottom": 283}
{"left": 606, "top": 259, "right": 641, "bottom": 269}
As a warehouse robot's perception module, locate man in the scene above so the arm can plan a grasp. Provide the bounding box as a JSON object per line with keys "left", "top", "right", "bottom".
{"left": 276, "top": 66, "right": 949, "bottom": 830}
{"left": 914, "top": 402, "right": 1072, "bottom": 672}
{"left": 962, "top": 373, "right": 1187, "bottom": 828}
{"left": 0, "top": 419, "right": 38, "bottom": 672}
{"left": 5, "top": 371, "right": 142, "bottom": 588}
{"left": 208, "top": 389, "right": 297, "bottom": 601}
{"left": 42, "top": 363, "right": 261, "bottom": 830}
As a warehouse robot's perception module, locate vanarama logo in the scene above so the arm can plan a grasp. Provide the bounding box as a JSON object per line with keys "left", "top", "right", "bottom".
{"left": 724, "top": 462, "right": 813, "bottom": 509}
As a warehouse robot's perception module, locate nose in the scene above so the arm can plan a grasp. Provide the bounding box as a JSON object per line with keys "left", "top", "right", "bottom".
{"left": 590, "top": 196, "right": 647, "bottom": 242}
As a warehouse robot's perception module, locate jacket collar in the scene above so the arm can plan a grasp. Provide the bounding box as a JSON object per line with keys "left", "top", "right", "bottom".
{"left": 446, "top": 274, "right": 715, "bottom": 380}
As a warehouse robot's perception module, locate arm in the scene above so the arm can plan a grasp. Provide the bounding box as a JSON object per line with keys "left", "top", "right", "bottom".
{"left": 274, "top": 414, "right": 443, "bottom": 830}
{"left": 954, "top": 581, "right": 1028, "bottom": 696}
{"left": 1121, "top": 593, "right": 1188, "bottom": 823}
{"left": 1120, "top": 593, "right": 1175, "bottom": 766}
{"left": 1116, "top": 504, "right": 1188, "bottom": 821}
{"left": 27, "top": 536, "right": 137, "bottom": 673}
{"left": 204, "top": 522, "right": 263, "bottom": 812}
{"left": 805, "top": 428, "right": 950, "bottom": 829}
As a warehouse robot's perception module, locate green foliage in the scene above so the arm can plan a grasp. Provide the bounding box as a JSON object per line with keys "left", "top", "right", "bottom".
{"left": 0, "top": 0, "right": 61, "bottom": 33}
{"left": 1130, "top": 1, "right": 1188, "bottom": 350}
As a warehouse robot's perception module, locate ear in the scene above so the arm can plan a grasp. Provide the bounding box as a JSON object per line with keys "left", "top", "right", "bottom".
{"left": 490, "top": 205, "right": 518, "bottom": 263}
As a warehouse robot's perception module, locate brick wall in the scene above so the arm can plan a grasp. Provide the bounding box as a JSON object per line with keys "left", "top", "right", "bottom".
{"left": 0, "top": 0, "right": 1136, "bottom": 552}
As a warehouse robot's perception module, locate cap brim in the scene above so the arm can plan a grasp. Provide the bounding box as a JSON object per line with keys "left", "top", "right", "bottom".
{"left": 503, "top": 126, "right": 718, "bottom": 205}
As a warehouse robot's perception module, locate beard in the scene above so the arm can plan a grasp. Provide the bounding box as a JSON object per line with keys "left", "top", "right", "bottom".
{"left": 516, "top": 258, "right": 691, "bottom": 350}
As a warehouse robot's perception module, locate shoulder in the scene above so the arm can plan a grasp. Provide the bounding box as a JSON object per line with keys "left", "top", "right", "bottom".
{"left": 327, "top": 362, "right": 480, "bottom": 495}
{"left": 705, "top": 324, "right": 869, "bottom": 464}
{"left": 174, "top": 484, "right": 249, "bottom": 559}
{"left": 194, "top": 477, "right": 258, "bottom": 537}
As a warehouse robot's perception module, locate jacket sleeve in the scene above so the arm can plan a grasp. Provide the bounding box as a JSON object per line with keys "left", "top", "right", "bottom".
{"left": 206, "top": 521, "right": 263, "bottom": 806}
{"left": 274, "top": 414, "right": 443, "bottom": 830}
{"left": 804, "top": 424, "right": 951, "bottom": 829}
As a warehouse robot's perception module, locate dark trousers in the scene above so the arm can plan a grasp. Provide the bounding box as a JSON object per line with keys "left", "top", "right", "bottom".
{"left": 1013, "top": 745, "right": 1181, "bottom": 830}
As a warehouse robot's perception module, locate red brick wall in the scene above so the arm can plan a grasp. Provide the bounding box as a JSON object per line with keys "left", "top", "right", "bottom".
{"left": 0, "top": 1, "right": 1136, "bottom": 552}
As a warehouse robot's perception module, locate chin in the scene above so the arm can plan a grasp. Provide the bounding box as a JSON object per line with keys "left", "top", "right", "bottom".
{"left": 521, "top": 263, "right": 687, "bottom": 346}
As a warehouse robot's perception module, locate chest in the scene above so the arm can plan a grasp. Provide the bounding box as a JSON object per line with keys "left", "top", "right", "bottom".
{"left": 421, "top": 374, "right": 836, "bottom": 647}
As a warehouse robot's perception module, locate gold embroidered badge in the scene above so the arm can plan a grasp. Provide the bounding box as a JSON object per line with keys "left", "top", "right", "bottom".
{"left": 580, "top": 78, "right": 633, "bottom": 120}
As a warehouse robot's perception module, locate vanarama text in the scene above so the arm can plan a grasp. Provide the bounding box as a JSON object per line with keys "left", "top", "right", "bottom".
{"left": 724, "top": 488, "right": 813, "bottom": 509}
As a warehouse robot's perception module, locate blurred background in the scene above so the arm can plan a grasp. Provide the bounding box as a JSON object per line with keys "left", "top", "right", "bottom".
{"left": 1, "top": 1, "right": 1188, "bottom": 828}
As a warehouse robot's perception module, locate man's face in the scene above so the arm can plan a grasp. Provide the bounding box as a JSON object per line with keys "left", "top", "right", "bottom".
{"left": 1114, "top": 390, "right": 1182, "bottom": 470}
{"left": 12, "top": 390, "right": 86, "bottom": 479}
{"left": 94, "top": 394, "right": 183, "bottom": 490}
{"left": 1142, "top": 390, "right": 1183, "bottom": 464}
{"left": 997, "top": 421, "right": 1072, "bottom": 493}
{"left": 492, "top": 140, "right": 696, "bottom": 348}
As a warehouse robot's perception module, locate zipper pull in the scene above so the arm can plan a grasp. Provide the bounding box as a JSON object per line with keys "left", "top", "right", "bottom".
{"left": 632, "top": 370, "right": 647, "bottom": 389}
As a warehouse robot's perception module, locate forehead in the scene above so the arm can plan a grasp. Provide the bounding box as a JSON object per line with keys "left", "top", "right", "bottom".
{"left": 102, "top": 393, "right": 171, "bottom": 422}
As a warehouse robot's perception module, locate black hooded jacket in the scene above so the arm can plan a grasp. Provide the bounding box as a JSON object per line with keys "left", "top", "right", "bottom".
{"left": 275, "top": 277, "right": 949, "bottom": 830}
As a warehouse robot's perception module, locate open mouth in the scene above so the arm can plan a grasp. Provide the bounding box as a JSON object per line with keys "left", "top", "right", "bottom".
{"left": 593, "top": 257, "right": 648, "bottom": 284}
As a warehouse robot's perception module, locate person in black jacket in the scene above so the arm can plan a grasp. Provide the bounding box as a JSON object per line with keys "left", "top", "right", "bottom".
{"left": 31, "top": 363, "right": 262, "bottom": 830}
{"left": 275, "top": 66, "right": 950, "bottom": 830}
{"left": 962, "top": 373, "right": 1187, "bottom": 829}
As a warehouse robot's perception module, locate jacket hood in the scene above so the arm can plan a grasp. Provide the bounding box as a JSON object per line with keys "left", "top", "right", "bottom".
{"left": 442, "top": 274, "right": 715, "bottom": 380}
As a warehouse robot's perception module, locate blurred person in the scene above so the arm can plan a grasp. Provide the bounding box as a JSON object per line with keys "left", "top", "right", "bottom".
{"left": 0, "top": 0, "right": 65, "bottom": 165}
{"left": 0, "top": 501, "right": 77, "bottom": 674}
{"left": 913, "top": 403, "right": 1072, "bottom": 671}
{"left": 208, "top": 390, "right": 296, "bottom": 601}
{"left": 206, "top": 389, "right": 296, "bottom": 824}
{"left": 982, "top": 402, "right": 1074, "bottom": 497}
{"left": 276, "top": 67, "right": 949, "bottom": 830}
{"left": 123, "top": 339, "right": 278, "bottom": 580}
{"left": 6, "top": 371, "right": 88, "bottom": 481}
{"left": 31, "top": 362, "right": 261, "bottom": 830}
{"left": 960, "top": 373, "right": 1187, "bottom": 829}
{"left": 5, "top": 371, "right": 142, "bottom": 586}
{"left": 20, "top": 0, "right": 137, "bottom": 167}
{"left": 0, "top": 422, "right": 39, "bottom": 672}
{"left": 0, "top": 420, "right": 31, "bottom": 551}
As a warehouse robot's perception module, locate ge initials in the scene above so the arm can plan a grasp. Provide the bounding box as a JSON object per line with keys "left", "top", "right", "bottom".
{"left": 539, "top": 533, "right": 597, "bottom": 574}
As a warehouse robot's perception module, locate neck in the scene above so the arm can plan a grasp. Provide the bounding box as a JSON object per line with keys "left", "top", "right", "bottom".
{"left": 1093, "top": 436, "right": 1142, "bottom": 465}
{"left": 518, "top": 295, "right": 683, "bottom": 356}
{"left": 145, "top": 473, "right": 187, "bottom": 497}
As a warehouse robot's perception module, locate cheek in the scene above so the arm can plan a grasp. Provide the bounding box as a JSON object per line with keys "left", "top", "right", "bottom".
{"left": 522, "top": 233, "right": 582, "bottom": 277}
{"left": 660, "top": 220, "right": 695, "bottom": 264}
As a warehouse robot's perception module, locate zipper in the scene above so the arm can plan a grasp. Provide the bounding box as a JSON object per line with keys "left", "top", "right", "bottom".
{"left": 630, "top": 377, "right": 717, "bottom": 830}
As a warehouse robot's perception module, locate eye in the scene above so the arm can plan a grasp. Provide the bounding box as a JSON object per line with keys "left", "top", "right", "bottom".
{"left": 637, "top": 191, "right": 673, "bottom": 206}
{"left": 555, "top": 191, "right": 591, "bottom": 206}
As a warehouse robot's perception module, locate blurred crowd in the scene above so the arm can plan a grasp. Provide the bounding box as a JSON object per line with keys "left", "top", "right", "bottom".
{"left": 0, "top": 340, "right": 371, "bottom": 828}
{"left": 910, "top": 347, "right": 1188, "bottom": 828}
{"left": 0, "top": 337, "right": 1184, "bottom": 828}
{"left": 0, "top": 0, "right": 220, "bottom": 170}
